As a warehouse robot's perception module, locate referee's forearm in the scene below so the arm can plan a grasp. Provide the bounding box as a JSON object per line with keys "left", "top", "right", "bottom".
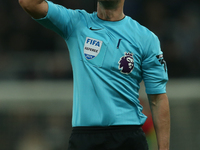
{"left": 148, "top": 94, "right": 170, "bottom": 150}
{"left": 19, "top": 0, "right": 44, "bottom": 8}
{"left": 18, "top": 0, "right": 48, "bottom": 19}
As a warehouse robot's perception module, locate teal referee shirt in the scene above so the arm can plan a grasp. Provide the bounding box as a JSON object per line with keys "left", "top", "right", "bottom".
{"left": 35, "top": 1, "right": 168, "bottom": 127}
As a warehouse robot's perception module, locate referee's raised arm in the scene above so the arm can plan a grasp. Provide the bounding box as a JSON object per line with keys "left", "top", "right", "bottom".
{"left": 18, "top": 0, "right": 48, "bottom": 19}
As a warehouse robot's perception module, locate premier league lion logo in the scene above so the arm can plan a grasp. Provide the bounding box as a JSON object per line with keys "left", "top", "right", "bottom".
{"left": 118, "top": 52, "right": 134, "bottom": 74}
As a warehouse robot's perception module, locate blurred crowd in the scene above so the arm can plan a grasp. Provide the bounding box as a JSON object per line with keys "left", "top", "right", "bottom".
{"left": 0, "top": 0, "right": 200, "bottom": 79}
{"left": 0, "top": 111, "right": 72, "bottom": 150}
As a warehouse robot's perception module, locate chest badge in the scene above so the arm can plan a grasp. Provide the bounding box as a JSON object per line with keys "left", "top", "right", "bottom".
{"left": 118, "top": 52, "right": 134, "bottom": 74}
{"left": 84, "top": 37, "right": 103, "bottom": 60}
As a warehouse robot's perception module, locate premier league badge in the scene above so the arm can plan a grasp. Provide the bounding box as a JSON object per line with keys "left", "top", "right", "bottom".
{"left": 84, "top": 37, "right": 103, "bottom": 60}
{"left": 118, "top": 52, "right": 134, "bottom": 74}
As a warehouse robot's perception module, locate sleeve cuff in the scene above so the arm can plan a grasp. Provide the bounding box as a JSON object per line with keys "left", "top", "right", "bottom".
{"left": 145, "top": 87, "right": 166, "bottom": 94}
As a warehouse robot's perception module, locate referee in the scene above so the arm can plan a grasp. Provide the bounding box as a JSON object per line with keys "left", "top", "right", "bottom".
{"left": 19, "top": 0, "right": 170, "bottom": 150}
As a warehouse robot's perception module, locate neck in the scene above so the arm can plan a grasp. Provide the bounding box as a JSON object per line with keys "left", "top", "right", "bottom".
{"left": 97, "top": 1, "right": 125, "bottom": 21}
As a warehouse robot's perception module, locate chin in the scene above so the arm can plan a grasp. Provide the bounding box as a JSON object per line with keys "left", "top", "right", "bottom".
{"left": 98, "top": 0, "right": 119, "bottom": 1}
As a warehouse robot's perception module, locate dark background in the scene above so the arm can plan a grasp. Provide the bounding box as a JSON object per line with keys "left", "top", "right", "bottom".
{"left": 0, "top": 0, "right": 200, "bottom": 150}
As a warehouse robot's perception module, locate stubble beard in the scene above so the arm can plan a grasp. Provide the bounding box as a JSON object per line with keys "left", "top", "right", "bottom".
{"left": 98, "top": 0, "right": 121, "bottom": 10}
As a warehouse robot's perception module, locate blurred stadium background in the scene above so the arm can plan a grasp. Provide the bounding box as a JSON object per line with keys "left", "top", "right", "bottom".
{"left": 0, "top": 0, "right": 200, "bottom": 149}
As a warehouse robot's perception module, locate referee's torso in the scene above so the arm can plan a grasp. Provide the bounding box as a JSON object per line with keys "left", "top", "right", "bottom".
{"left": 35, "top": 1, "right": 168, "bottom": 127}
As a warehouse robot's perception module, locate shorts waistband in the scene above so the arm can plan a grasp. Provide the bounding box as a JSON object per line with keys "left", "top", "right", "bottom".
{"left": 72, "top": 125, "right": 142, "bottom": 134}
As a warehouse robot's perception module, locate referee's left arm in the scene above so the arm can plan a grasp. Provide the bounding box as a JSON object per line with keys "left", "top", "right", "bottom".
{"left": 147, "top": 93, "right": 170, "bottom": 150}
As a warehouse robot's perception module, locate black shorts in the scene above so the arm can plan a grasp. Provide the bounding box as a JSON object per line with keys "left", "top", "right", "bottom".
{"left": 68, "top": 125, "right": 149, "bottom": 150}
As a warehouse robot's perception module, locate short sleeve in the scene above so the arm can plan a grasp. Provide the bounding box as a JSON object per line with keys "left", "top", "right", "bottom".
{"left": 142, "top": 33, "right": 168, "bottom": 94}
{"left": 33, "top": 0, "right": 81, "bottom": 39}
